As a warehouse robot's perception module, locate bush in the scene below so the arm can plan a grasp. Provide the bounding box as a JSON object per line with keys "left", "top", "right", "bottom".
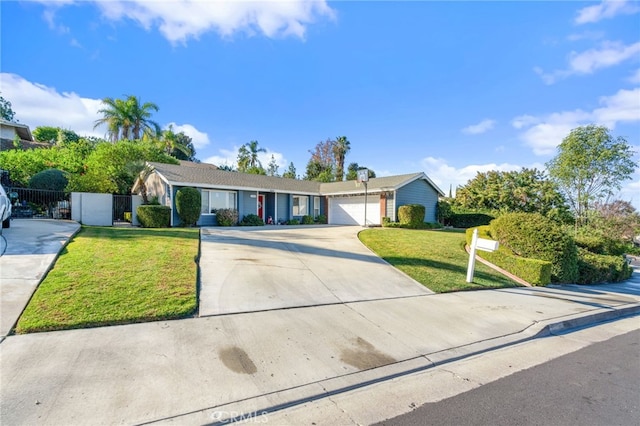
{"left": 450, "top": 213, "right": 495, "bottom": 228}
{"left": 216, "top": 209, "right": 238, "bottom": 226}
{"left": 240, "top": 214, "right": 264, "bottom": 226}
{"left": 287, "top": 219, "right": 300, "bottom": 225}
{"left": 28, "top": 168, "right": 68, "bottom": 191}
{"left": 124, "top": 212, "right": 132, "bottom": 223}
{"left": 315, "top": 214, "right": 327, "bottom": 224}
{"left": 467, "top": 226, "right": 552, "bottom": 286}
{"left": 574, "top": 231, "right": 628, "bottom": 256}
{"left": 137, "top": 205, "right": 171, "bottom": 228}
{"left": 577, "top": 248, "right": 632, "bottom": 284}
{"left": 384, "top": 221, "right": 442, "bottom": 230}
{"left": 301, "top": 215, "right": 315, "bottom": 225}
{"left": 175, "top": 187, "right": 201, "bottom": 227}
{"left": 436, "top": 199, "right": 454, "bottom": 225}
{"left": 490, "top": 213, "right": 578, "bottom": 283}
{"left": 398, "top": 204, "right": 425, "bottom": 226}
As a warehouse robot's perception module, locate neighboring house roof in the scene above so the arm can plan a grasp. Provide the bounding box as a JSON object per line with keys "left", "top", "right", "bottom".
{"left": 146, "top": 161, "right": 445, "bottom": 197}
{"left": 0, "top": 119, "right": 33, "bottom": 141}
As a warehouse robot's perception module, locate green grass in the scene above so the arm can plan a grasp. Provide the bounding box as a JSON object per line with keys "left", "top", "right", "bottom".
{"left": 359, "top": 228, "right": 520, "bottom": 293}
{"left": 15, "top": 226, "right": 199, "bottom": 334}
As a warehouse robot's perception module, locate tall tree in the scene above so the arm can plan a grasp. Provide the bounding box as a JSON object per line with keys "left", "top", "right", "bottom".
{"left": 332, "top": 136, "right": 351, "bottom": 181}
{"left": 156, "top": 125, "right": 196, "bottom": 161}
{"left": 0, "top": 94, "right": 16, "bottom": 121}
{"left": 546, "top": 125, "right": 636, "bottom": 226}
{"left": 282, "top": 162, "right": 297, "bottom": 179}
{"left": 266, "top": 155, "right": 279, "bottom": 177}
{"left": 237, "top": 140, "right": 266, "bottom": 174}
{"left": 94, "top": 95, "right": 160, "bottom": 142}
{"left": 304, "top": 139, "right": 336, "bottom": 182}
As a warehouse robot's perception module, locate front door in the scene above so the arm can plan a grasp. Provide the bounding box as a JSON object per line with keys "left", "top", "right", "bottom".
{"left": 258, "top": 194, "right": 264, "bottom": 221}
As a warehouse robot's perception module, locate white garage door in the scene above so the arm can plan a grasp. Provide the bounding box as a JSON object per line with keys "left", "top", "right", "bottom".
{"left": 329, "top": 195, "right": 381, "bottom": 226}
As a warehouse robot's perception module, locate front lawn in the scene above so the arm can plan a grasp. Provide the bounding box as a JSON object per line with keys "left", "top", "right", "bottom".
{"left": 15, "top": 226, "right": 199, "bottom": 333}
{"left": 359, "top": 228, "right": 519, "bottom": 293}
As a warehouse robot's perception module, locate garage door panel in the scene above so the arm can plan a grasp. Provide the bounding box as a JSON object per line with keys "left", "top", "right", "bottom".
{"left": 329, "top": 195, "right": 380, "bottom": 226}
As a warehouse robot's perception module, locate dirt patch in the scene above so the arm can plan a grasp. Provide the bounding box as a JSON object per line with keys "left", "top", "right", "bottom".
{"left": 340, "top": 337, "right": 396, "bottom": 371}
{"left": 219, "top": 346, "right": 258, "bottom": 374}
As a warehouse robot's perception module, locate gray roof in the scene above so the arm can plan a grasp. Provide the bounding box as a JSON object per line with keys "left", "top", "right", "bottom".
{"left": 148, "top": 161, "right": 444, "bottom": 196}
{"left": 0, "top": 119, "right": 33, "bottom": 141}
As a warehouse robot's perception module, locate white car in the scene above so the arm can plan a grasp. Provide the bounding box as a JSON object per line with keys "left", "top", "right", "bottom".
{"left": 0, "top": 185, "right": 11, "bottom": 229}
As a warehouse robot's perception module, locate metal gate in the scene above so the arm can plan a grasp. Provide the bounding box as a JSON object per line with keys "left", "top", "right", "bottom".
{"left": 8, "top": 187, "right": 71, "bottom": 219}
{"left": 112, "top": 195, "right": 132, "bottom": 224}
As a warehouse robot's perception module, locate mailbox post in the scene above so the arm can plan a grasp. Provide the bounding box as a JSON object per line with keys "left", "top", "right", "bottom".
{"left": 466, "top": 228, "right": 499, "bottom": 283}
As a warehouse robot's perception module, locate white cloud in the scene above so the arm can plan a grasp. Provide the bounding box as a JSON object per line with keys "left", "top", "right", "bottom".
{"left": 420, "top": 157, "right": 543, "bottom": 195}
{"left": 513, "top": 87, "right": 640, "bottom": 155}
{"left": 535, "top": 41, "right": 640, "bottom": 84}
{"left": 461, "top": 119, "right": 495, "bottom": 135}
{"left": 0, "top": 73, "right": 104, "bottom": 137}
{"left": 38, "top": 0, "right": 335, "bottom": 44}
{"left": 575, "top": 0, "right": 639, "bottom": 24}
{"left": 567, "top": 30, "right": 605, "bottom": 41}
{"left": 166, "top": 122, "right": 210, "bottom": 149}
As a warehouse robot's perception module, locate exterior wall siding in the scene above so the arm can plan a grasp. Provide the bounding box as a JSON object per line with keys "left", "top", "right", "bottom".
{"left": 276, "top": 193, "right": 289, "bottom": 224}
{"left": 239, "top": 190, "right": 258, "bottom": 219}
{"left": 395, "top": 179, "right": 439, "bottom": 222}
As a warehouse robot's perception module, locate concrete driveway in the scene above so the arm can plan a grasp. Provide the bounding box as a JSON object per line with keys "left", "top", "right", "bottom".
{"left": 0, "top": 219, "right": 80, "bottom": 338}
{"left": 199, "top": 226, "right": 432, "bottom": 316}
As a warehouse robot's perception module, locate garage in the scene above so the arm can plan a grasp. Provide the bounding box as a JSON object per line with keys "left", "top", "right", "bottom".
{"left": 328, "top": 194, "right": 381, "bottom": 226}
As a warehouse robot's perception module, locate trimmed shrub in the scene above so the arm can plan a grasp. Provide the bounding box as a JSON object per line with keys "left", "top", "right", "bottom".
{"left": 385, "top": 221, "right": 442, "bottom": 230}
{"left": 450, "top": 213, "right": 495, "bottom": 228}
{"left": 239, "top": 214, "right": 264, "bottom": 226}
{"left": 574, "top": 232, "right": 628, "bottom": 256}
{"left": 315, "top": 214, "right": 327, "bottom": 224}
{"left": 467, "top": 226, "right": 552, "bottom": 286}
{"left": 301, "top": 215, "right": 315, "bottom": 225}
{"left": 137, "top": 205, "right": 171, "bottom": 228}
{"left": 577, "top": 248, "right": 632, "bottom": 284}
{"left": 287, "top": 219, "right": 300, "bottom": 225}
{"left": 28, "top": 168, "right": 68, "bottom": 191}
{"left": 216, "top": 209, "right": 238, "bottom": 226}
{"left": 175, "top": 187, "right": 201, "bottom": 227}
{"left": 398, "top": 204, "right": 425, "bottom": 226}
{"left": 490, "top": 213, "right": 578, "bottom": 283}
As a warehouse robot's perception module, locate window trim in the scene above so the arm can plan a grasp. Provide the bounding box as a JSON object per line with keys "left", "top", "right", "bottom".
{"left": 293, "top": 195, "right": 309, "bottom": 216}
{"left": 201, "top": 189, "right": 237, "bottom": 215}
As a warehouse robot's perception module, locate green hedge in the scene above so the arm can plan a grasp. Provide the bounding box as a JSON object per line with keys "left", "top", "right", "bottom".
{"left": 301, "top": 215, "right": 315, "bottom": 224}
{"left": 398, "top": 204, "right": 425, "bottom": 226}
{"left": 451, "top": 213, "right": 495, "bottom": 228}
{"left": 490, "top": 212, "right": 578, "bottom": 283}
{"left": 466, "top": 226, "right": 552, "bottom": 286}
{"left": 175, "top": 187, "right": 201, "bottom": 227}
{"left": 577, "top": 249, "right": 632, "bottom": 284}
{"left": 137, "top": 205, "right": 171, "bottom": 228}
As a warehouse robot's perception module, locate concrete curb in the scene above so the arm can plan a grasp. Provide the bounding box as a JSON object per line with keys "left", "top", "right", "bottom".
{"left": 145, "top": 302, "right": 640, "bottom": 425}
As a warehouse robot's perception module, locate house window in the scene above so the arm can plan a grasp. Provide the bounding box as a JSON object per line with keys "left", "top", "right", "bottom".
{"left": 313, "top": 196, "right": 320, "bottom": 218}
{"left": 201, "top": 190, "right": 236, "bottom": 214}
{"left": 293, "top": 195, "right": 308, "bottom": 216}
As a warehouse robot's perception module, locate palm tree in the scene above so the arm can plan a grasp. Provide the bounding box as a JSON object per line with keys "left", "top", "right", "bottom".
{"left": 246, "top": 140, "right": 266, "bottom": 168}
{"left": 333, "top": 136, "right": 351, "bottom": 181}
{"left": 94, "top": 95, "right": 160, "bottom": 142}
{"left": 126, "top": 95, "right": 160, "bottom": 139}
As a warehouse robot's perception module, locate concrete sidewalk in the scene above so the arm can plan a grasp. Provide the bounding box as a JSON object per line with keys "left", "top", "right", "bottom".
{"left": 1, "top": 275, "right": 638, "bottom": 425}
{"left": 0, "top": 219, "right": 80, "bottom": 338}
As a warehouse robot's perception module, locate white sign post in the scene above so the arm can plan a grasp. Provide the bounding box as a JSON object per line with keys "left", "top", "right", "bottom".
{"left": 466, "top": 228, "right": 499, "bottom": 283}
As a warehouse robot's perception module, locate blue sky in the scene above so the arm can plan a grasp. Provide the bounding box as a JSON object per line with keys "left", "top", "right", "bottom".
{"left": 1, "top": 0, "right": 639, "bottom": 205}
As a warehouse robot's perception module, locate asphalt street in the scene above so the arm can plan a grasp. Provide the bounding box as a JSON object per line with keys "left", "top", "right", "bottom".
{"left": 377, "top": 328, "right": 640, "bottom": 426}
